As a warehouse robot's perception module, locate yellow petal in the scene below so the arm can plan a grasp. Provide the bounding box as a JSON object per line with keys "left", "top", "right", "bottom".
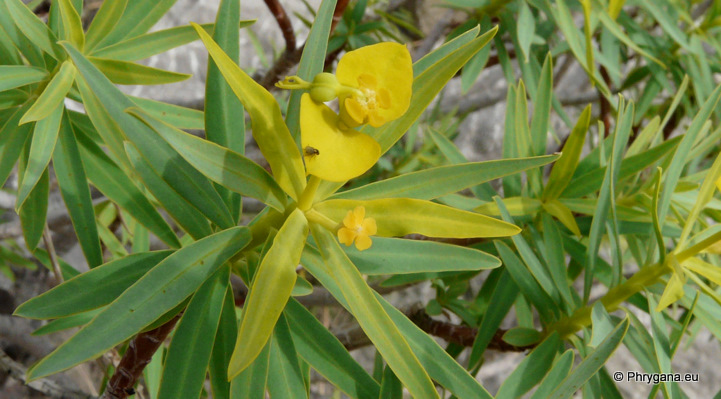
{"left": 352, "top": 205, "right": 366, "bottom": 223}
{"left": 338, "top": 227, "right": 356, "bottom": 246}
{"left": 362, "top": 217, "right": 377, "bottom": 236}
{"left": 336, "top": 42, "right": 413, "bottom": 124}
{"left": 355, "top": 234, "right": 372, "bottom": 251}
{"left": 343, "top": 209, "right": 356, "bottom": 229}
{"left": 300, "top": 94, "right": 381, "bottom": 182}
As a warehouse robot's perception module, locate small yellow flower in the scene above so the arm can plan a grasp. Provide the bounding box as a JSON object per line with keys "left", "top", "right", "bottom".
{"left": 336, "top": 42, "right": 413, "bottom": 129}
{"left": 337, "top": 206, "right": 377, "bottom": 251}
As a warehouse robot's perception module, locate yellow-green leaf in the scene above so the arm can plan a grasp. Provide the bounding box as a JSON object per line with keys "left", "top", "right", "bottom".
{"left": 543, "top": 200, "right": 582, "bottom": 237}
{"left": 475, "top": 197, "right": 542, "bottom": 217}
{"left": 656, "top": 255, "right": 686, "bottom": 311}
{"left": 228, "top": 209, "right": 308, "bottom": 378}
{"left": 191, "top": 22, "right": 305, "bottom": 200}
{"left": 58, "top": 0, "right": 84, "bottom": 50}
{"left": 89, "top": 57, "right": 191, "bottom": 85}
{"left": 310, "top": 225, "right": 439, "bottom": 399}
{"left": 84, "top": 0, "right": 129, "bottom": 51}
{"left": 315, "top": 198, "right": 521, "bottom": 238}
{"left": 20, "top": 61, "right": 76, "bottom": 125}
{"left": 543, "top": 105, "right": 591, "bottom": 201}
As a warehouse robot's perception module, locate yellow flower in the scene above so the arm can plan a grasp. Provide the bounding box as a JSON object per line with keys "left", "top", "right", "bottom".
{"left": 337, "top": 206, "right": 377, "bottom": 251}
{"left": 336, "top": 42, "right": 413, "bottom": 129}
{"left": 300, "top": 94, "right": 380, "bottom": 182}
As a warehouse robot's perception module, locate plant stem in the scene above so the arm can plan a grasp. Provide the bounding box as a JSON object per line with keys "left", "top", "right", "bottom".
{"left": 297, "top": 176, "right": 321, "bottom": 211}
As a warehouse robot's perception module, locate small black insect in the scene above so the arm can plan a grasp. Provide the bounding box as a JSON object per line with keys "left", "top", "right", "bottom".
{"left": 304, "top": 146, "right": 320, "bottom": 156}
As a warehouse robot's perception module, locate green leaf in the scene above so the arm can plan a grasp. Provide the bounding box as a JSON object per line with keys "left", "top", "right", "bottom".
{"left": 637, "top": 0, "right": 694, "bottom": 54}
{"left": 0, "top": 105, "right": 32, "bottom": 187}
{"left": 468, "top": 270, "right": 518, "bottom": 368}
{"left": 427, "top": 126, "right": 495, "bottom": 201}
{"left": 130, "top": 96, "right": 204, "bottom": 130}
{"left": 127, "top": 108, "right": 287, "bottom": 212}
{"left": 0, "top": 66, "right": 47, "bottom": 91}
{"left": 20, "top": 61, "right": 75, "bottom": 125}
{"left": 74, "top": 126, "right": 181, "bottom": 248}
{"left": 495, "top": 333, "right": 560, "bottom": 399}
{"left": 158, "top": 266, "right": 229, "bottom": 399}
{"left": 91, "top": 0, "right": 179, "bottom": 49}
{"left": 475, "top": 197, "right": 543, "bottom": 217}
{"left": 57, "top": 0, "right": 84, "bottom": 50}
{"left": 530, "top": 53, "right": 553, "bottom": 157}
{"left": 548, "top": 317, "right": 629, "bottom": 399}
{"left": 563, "top": 135, "right": 681, "bottom": 198}
{"left": 90, "top": 23, "right": 249, "bottom": 61}
{"left": 208, "top": 289, "right": 237, "bottom": 399}
{"left": 4, "top": 0, "right": 62, "bottom": 58}
{"left": 517, "top": 1, "right": 536, "bottom": 62}
{"left": 229, "top": 210, "right": 308, "bottom": 378}
{"left": 31, "top": 308, "right": 102, "bottom": 336}
{"left": 597, "top": 10, "right": 665, "bottom": 68}
{"left": 64, "top": 41, "right": 236, "bottom": 230}
{"left": 380, "top": 366, "right": 402, "bottom": 399}
{"left": 543, "top": 105, "right": 591, "bottom": 201}
{"left": 332, "top": 154, "right": 559, "bottom": 201}
{"left": 502, "top": 327, "right": 542, "bottom": 347}
{"left": 285, "top": 0, "right": 338, "bottom": 142}
{"left": 315, "top": 198, "right": 520, "bottom": 238}
{"left": 495, "top": 197, "right": 562, "bottom": 308}
{"left": 192, "top": 22, "right": 306, "bottom": 200}
{"left": 309, "top": 226, "right": 439, "bottom": 399}
{"left": 53, "top": 111, "right": 103, "bottom": 268}
{"left": 302, "top": 245, "right": 492, "bottom": 399}
{"left": 230, "top": 341, "right": 270, "bottom": 399}
{"left": 285, "top": 299, "right": 380, "bottom": 399}
{"left": 89, "top": 57, "right": 191, "bottom": 85}
{"left": 530, "top": 350, "right": 575, "bottom": 399}
{"left": 124, "top": 142, "right": 213, "bottom": 240}
{"left": 205, "top": 0, "right": 243, "bottom": 222}
{"left": 19, "top": 168, "right": 48, "bottom": 250}
{"left": 15, "top": 251, "right": 173, "bottom": 319}
{"left": 84, "top": 0, "right": 128, "bottom": 51}
{"left": 589, "top": 302, "right": 615, "bottom": 348}
{"left": 266, "top": 315, "right": 308, "bottom": 399}
{"left": 16, "top": 104, "right": 63, "bottom": 210}
{"left": 541, "top": 214, "right": 576, "bottom": 310}
{"left": 658, "top": 84, "right": 721, "bottom": 225}
{"left": 26, "top": 226, "right": 251, "bottom": 380}
{"left": 495, "top": 241, "right": 557, "bottom": 322}
{"left": 344, "top": 237, "right": 500, "bottom": 275}
{"left": 585, "top": 100, "right": 634, "bottom": 300}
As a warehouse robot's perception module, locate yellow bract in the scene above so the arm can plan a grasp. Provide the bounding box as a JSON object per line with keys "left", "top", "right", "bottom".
{"left": 300, "top": 94, "right": 380, "bottom": 182}
{"left": 336, "top": 42, "right": 413, "bottom": 128}
{"left": 338, "top": 206, "right": 377, "bottom": 251}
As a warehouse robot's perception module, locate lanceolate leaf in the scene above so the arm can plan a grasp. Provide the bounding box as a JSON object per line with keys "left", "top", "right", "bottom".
{"left": 14, "top": 251, "right": 173, "bottom": 319}
{"left": 53, "top": 111, "right": 103, "bottom": 268}
{"left": 158, "top": 266, "right": 230, "bottom": 399}
{"left": 0, "top": 104, "right": 32, "bottom": 187}
{"left": 74, "top": 126, "right": 182, "bottom": 249}
{"left": 543, "top": 105, "right": 591, "bottom": 201}
{"left": 4, "top": 0, "right": 62, "bottom": 58}
{"left": 91, "top": 0, "right": 179, "bottom": 49}
{"left": 26, "top": 227, "right": 251, "bottom": 380}
{"left": 205, "top": 0, "right": 244, "bottom": 222}
{"left": 310, "top": 225, "right": 439, "bottom": 399}
{"left": 332, "top": 154, "right": 559, "bottom": 201}
{"left": 16, "top": 104, "right": 63, "bottom": 211}
{"left": 63, "top": 42, "right": 236, "bottom": 230}
{"left": 89, "top": 57, "right": 191, "bottom": 85}
{"left": 127, "top": 108, "right": 287, "bottom": 212}
{"left": 19, "top": 61, "right": 75, "bottom": 125}
{"left": 57, "top": 0, "right": 84, "bottom": 50}
{"left": 285, "top": 299, "right": 380, "bottom": 399}
{"left": 0, "top": 65, "right": 48, "bottom": 91}
{"left": 314, "top": 198, "right": 520, "bottom": 238}
{"left": 229, "top": 209, "right": 308, "bottom": 378}
{"left": 83, "top": 0, "right": 128, "bottom": 51}
{"left": 192, "top": 22, "right": 306, "bottom": 200}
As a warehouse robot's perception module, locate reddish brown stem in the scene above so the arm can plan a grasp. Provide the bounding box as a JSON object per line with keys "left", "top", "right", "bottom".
{"left": 101, "top": 315, "right": 181, "bottom": 399}
{"left": 263, "top": 0, "right": 296, "bottom": 53}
